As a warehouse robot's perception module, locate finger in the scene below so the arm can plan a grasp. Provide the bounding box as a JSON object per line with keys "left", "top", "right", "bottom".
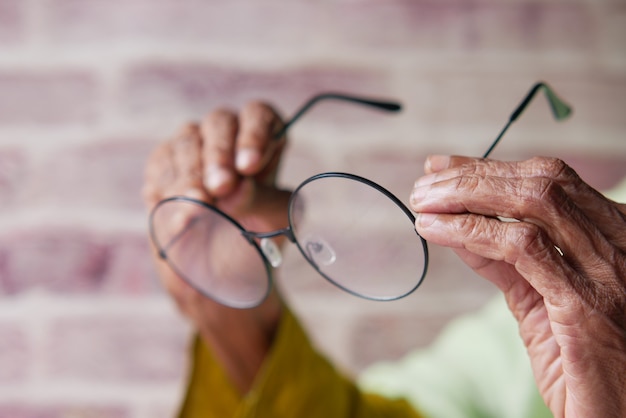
{"left": 419, "top": 156, "right": 626, "bottom": 247}
{"left": 414, "top": 212, "right": 587, "bottom": 305}
{"left": 144, "top": 124, "right": 213, "bottom": 208}
{"left": 235, "top": 101, "right": 285, "bottom": 180}
{"left": 422, "top": 156, "right": 556, "bottom": 186}
{"left": 201, "top": 108, "right": 240, "bottom": 197}
{"left": 170, "top": 124, "right": 211, "bottom": 201}
{"left": 143, "top": 141, "right": 176, "bottom": 208}
{"left": 411, "top": 173, "right": 569, "bottom": 222}
{"left": 411, "top": 172, "right": 620, "bottom": 280}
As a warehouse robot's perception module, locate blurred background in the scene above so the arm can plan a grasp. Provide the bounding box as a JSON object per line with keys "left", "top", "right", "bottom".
{"left": 0, "top": 0, "right": 625, "bottom": 417}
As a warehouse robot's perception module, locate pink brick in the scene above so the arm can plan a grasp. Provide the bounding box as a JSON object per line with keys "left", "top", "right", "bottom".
{"left": 140, "top": 405, "right": 181, "bottom": 418}
{"left": 0, "top": 148, "right": 27, "bottom": 209}
{"left": 45, "top": 0, "right": 325, "bottom": 45}
{"left": 44, "top": 0, "right": 596, "bottom": 54}
{"left": 122, "top": 64, "right": 391, "bottom": 122}
{"left": 0, "top": 72, "right": 98, "bottom": 125}
{"left": 401, "top": 77, "right": 573, "bottom": 129}
{"left": 0, "top": 228, "right": 109, "bottom": 294}
{"left": 332, "top": 1, "right": 593, "bottom": 52}
{"left": 27, "top": 139, "right": 153, "bottom": 211}
{"left": 0, "top": 323, "right": 29, "bottom": 382}
{"left": 45, "top": 316, "right": 187, "bottom": 382}
{"left": 0, "top": 0, "right": 23, "bottom": 44}
{"left": 403, "top": 77, "right": 533, "bottom": 126}
{"left": 100, "top": 232, "right": 162, "bottom": 295}
{"left": 0, "top": 228, "right": 157, "bottom": 295}
{"left": 549, "top": 75, "right": 626, "bottom": 129}
{"left": 602, "top": 4, "right": 626, "bottom": 61}
{"left": 0, "top": 405, "right": 128, "bottom": 418}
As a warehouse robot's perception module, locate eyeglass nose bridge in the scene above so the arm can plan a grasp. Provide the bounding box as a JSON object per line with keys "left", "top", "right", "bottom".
{"left": 241, "top": 227, "right": 295, "bottom": 268}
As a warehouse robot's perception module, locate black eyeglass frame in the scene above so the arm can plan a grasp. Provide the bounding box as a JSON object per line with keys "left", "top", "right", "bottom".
{"left": 149, "top": 81, "right": 572, "bottom": 308}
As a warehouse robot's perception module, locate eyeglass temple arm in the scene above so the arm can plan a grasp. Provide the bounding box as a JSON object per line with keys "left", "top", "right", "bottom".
{"left": 273, "top": 93, "right": 402, "bottom": 140}
{"left": 482, "top": 81, "right": 573, "bottom": 158}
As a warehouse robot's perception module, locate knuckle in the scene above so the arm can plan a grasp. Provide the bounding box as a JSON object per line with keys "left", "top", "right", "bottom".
{"left": 462, "top": 161, "right": 482, "bottom": 177}
{"left": 458, "top": 214, "right": 478, "bottom": 237}
{"left": 522, "top": 177, "right": 567, "bottom": 210}
{"left": 145, "top": 143, "right": 174, "bottom": 180}
{"left": 173, "top": 125, "right": 201, "bottom": 153}
{"left": 176, "top": 122, "right": 199, "bottom": 138}
{"left": 204, "top": 108, "right": 237, "bottom": 134}
{"left": 241, "top": 100, "right": 278, "bottom": 123}
{"left": 458, "top": 214, "right": 490, "bottom": 242}
{"left": 529, "top": 156, "right": 575, "bottom": 180}
{"left": 462, "top": 159, "right": 517, "bottom": 178}
{"left": 456, "top": 174, "right": 482, "bottom": 193}
{"left": 512, "top": 222, "right": 547, "bottom": 258}
{"left": 241, "top": 101, "right": 284, "bottom": 140}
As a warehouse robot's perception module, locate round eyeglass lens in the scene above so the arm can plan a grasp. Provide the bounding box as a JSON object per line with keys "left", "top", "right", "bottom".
{"left": 149, "top": 198, "right": 271, "bottom": 308}
{"left": 289, "top": 174, "right": 427, "bottom": 300}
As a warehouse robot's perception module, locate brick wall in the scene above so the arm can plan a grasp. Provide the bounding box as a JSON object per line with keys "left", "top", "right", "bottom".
{"left": 1, "top": 0, "right": 625, "bottom": 416}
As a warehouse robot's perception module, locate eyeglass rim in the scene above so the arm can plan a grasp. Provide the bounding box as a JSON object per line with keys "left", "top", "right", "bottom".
{"left": 149, "top": 196, "right": 274, "bottom": 309}
{"left": 288, "top": 171, "right": 430, "bottom": 301}
{"left": 149, "top": 171, "right": 430, "bottom": 306}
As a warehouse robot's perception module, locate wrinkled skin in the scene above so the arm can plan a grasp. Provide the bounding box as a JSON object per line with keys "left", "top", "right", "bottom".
{"left": 144, "top": 102, "right": 626, "bottom": 416}
{"left": 411, "top": 155, "right": 626, "bottom": 418}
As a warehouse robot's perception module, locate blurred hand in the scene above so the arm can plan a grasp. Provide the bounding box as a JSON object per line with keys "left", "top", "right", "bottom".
{"left": 411, "top": 155, "right": 626, "bottom": 418}
{"left": 143, "top": 102, "right": 291, "bottom": 394}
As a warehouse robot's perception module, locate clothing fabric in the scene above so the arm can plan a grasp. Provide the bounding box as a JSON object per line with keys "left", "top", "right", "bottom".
{"left": 179, "top": 306, "right": 422, "bottom": 418}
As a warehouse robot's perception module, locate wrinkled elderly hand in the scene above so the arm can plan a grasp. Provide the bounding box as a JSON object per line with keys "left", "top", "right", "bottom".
{"left": 411, "top": 155, "right": 626, "bottom": 418}
{"left": 143, "top": 102, "right": 291, "bottom": 393}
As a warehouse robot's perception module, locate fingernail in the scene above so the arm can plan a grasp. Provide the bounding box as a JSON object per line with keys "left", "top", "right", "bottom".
{"left": 416, "top": 213, "right": 437, "bottom": 228}
{"left": 236, "top": 148, "right": 261, "bottom": 172}
{"left": 205, "top": 166, "right": 233, "bottom": 192}
{"left": 426, "top": 155, "right": 450, "bottom": 173}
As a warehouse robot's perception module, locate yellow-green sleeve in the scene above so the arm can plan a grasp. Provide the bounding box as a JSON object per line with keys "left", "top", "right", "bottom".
{"left": 178, "top": 306, "right": 423, "bottom": 418}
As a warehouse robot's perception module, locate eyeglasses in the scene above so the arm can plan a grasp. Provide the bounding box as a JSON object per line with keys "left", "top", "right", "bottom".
{"left": 149, "top": 82, "right": 572, "bottom": 309}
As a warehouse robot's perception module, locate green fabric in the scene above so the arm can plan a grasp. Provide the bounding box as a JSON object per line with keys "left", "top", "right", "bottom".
{"left": 606, "top": 177, "right": 626, "bottom": 202}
